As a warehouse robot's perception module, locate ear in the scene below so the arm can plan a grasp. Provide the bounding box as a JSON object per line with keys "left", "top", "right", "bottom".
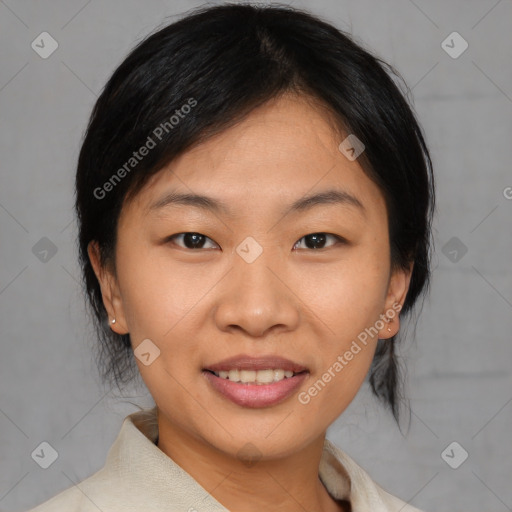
{"left": 378, "top": 262, "right": 414, "bottom": 339}
{"left": 87, "top": 241, "right": 129, "bottom": 335}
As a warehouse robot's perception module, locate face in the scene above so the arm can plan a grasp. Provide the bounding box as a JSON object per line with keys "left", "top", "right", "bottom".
{"left": 89, "top": 93, "right": 412, "bottom": 462}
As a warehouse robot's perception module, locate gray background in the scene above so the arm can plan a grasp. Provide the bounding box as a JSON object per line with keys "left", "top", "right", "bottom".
{"left": 1, "top": 0, "right": 511, "bottom": 511}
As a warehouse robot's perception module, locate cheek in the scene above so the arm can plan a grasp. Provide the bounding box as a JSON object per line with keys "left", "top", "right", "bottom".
{"left": 291, "top": 247, "right": 389, "bottom": 410}
{"left": 295, "top": 263, "right": 386, "bottom": 422}
{"left": 116, "top": 245, "right": 211, "bottom": 339}
{"left": 297, "top": 250, "right": 390, "bottom": 333}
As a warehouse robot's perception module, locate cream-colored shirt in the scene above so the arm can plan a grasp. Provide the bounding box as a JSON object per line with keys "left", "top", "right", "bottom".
{"left": 27, "top": 407, "right": 424, "bottom": 512}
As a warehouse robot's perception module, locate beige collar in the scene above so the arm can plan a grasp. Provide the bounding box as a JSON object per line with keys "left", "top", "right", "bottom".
{"left": 101, "top": 406, "right": 420, "bottom": 512}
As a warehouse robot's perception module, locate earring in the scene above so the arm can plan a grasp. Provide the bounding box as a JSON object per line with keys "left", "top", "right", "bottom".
{"left": 111, "top": 318, "right": 116, "bottom": 324}
{"left": 385, "top": 316, "right": 392, "bottom": 332}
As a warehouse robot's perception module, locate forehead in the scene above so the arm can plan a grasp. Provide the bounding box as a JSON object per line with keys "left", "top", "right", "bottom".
{"left": 126, "top": 93, "right": 386, "bottom": 220}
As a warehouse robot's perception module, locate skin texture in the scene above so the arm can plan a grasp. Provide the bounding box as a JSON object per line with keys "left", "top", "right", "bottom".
{"left": 89, "top": 92, "right": 413, "bottom": 512}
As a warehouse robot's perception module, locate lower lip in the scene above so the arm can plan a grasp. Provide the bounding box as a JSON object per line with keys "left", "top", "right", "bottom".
{"left": 202, "top": 371, "right": 308, "bottom": 408}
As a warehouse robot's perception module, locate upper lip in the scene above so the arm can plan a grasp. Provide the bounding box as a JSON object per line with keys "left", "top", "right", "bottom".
{"left": 204, "top": 354, "right": 308, "bottom": 373}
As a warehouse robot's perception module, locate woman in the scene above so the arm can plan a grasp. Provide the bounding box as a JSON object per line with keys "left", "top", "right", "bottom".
{"left": 28, "top": 3, "right": 434, "bottom": 511}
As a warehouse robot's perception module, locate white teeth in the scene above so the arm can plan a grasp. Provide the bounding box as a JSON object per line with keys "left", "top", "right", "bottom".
{"left": 240, "top": 370, "right": 256, "bottom": 383}
{"left": 228, "top": 369, "right": 240, "bottom": 382}
{"left": 213, "top": 368, "right": 297, "bottom": 384}
{"left": 274, "top": 369, "right": 285, "bottom": 381}
{"left": 256, "top": 369, "right": 274, "bottom": 383}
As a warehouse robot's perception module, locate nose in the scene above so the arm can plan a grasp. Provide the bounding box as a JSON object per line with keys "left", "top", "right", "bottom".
{"left": 213, "top": 247, "right": 300, "bottom": 338}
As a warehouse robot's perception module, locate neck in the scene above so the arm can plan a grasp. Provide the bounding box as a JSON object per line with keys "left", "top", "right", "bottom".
{"left": 156, "top": 414, "right": 346, "bottom": 512}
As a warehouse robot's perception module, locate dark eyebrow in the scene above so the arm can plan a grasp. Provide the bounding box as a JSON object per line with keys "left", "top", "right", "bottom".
{"left": 147, "top": 188, "right": 365, "bottom": 217}
{"left": 286, "top": 189, "right": 365, "bottom": 216}
{"left": 147, "top": 191, "right": 235, "bottom": 216}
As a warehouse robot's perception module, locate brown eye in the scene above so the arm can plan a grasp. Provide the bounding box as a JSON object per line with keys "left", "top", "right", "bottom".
{"left": 293, "top": 233, "right": 344, "bottom": 250}
{"left": 168, "top": 232, "right": 218, "bottom": 250}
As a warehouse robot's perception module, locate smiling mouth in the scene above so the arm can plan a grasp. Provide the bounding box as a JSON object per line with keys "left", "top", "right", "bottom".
{"left": 204, "top": 368, "right": 307, "bottom": 385}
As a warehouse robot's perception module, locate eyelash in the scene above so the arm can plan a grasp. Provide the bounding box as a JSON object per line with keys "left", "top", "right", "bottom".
{"left": 166, "top": 232, "right": 347, "bottom": 251}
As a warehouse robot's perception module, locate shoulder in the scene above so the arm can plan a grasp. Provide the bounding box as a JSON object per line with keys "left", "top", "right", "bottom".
{"left": 25, "top": 491, "right": 82, "bottom": 512}
{"left": 23, "top": 465, "right": 150, "bottom": 512}
{"left": 24, "top": 469, "right": 103, "bottom": 512}
{"left": 322, "top": 438, "right": 427, "bottom": 512}
{"left": 374, "top": 484, "right": 426, "bottom": 512}
{"left": 23, "top": 407, "right": 228, "bottom": 512}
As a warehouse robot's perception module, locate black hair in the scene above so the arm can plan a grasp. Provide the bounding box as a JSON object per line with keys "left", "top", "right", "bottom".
{"left": 75, "top": 2, "right": 435, "bottom": 426}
